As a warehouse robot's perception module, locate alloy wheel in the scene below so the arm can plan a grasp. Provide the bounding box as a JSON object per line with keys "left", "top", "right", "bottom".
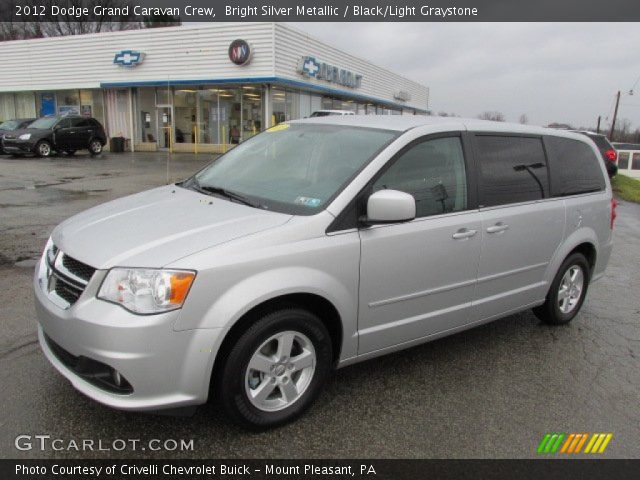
{"left": 38, "top": 142, "right": 50, "bottom": 156}
{"left": 245, "top": 331, "right": 316, "bottom": 412}
{"left": 557, "top": 265, "right": 584, "bottom": 314}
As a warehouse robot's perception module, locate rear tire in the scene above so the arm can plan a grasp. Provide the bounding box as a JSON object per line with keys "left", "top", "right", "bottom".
{"left": 533, "top": 253, "right": 590, "bottom": 325}
{"left": 216, "top": 308, "right": 332, "bottom": 430}
{"left": 34, "top": 140, "right": 52, "bottom": 158}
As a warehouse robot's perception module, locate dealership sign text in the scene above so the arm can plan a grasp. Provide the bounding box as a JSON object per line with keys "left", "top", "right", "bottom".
{"left": 297, "top": 56, "right": 363, "bottom": 89}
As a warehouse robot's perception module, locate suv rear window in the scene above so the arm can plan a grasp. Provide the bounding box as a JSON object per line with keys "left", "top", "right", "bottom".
{"left": 545, "top": 136, "right": 606, "bottom": 196}
{"left": 583, "top": 133, "right": 613, "bottom": 153}
{"left": 475, "top": 135, "right": 548, "bottom": 207}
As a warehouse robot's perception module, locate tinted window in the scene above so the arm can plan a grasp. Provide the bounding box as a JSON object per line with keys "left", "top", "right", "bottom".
{"left": 545, "top": 136, "right": 606, "bottom": 196}
{"left": 57, "top": 118, "right": 72, "bottom": 129}
{"left": 583, "top": 133, "right": 612, "bottom": 154}
{"left": 372, "top": 136, "right": 467, "bottom": 217}
{"left": 476, "top": 135, "right": 548, "bottom": 207}
{"left": 70, "top": 118, "right": 86, "bottom": 127}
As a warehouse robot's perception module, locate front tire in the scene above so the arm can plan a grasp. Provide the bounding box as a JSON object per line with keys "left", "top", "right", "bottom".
{"left": 88, "top": 139, "right": 103, "bottom": 156}
{"left": 533, "top": 253, "right": 590, "bottom": 325}
{"left": 34, "top": 140, "right": 52, "bottom": 157}
{"left": 217, "top": 308, "right": 333, "bottom": 429}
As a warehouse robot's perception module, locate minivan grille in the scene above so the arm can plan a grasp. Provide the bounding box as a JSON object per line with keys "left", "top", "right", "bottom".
{"left": 44, "top": 247, "right": 96, "bottom": 308}
{"left": 61, "top": 254, "right": 95, "bottom": 282}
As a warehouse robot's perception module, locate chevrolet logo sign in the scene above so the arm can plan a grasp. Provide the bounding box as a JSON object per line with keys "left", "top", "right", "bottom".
{"left": 114, "top": 50, "right": 145, "bottom": 67}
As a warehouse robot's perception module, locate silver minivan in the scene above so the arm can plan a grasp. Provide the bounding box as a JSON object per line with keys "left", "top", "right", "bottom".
{"left": 35, "top": 116, "right": 615, "bottom": 428}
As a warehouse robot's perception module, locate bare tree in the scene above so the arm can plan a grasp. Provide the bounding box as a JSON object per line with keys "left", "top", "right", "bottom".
{"left": 1, "top": 0, "right": 167, "bottom": 41}
{"left": 0, "top": 21, "right": 44, "bottom": 41}
{"left": 38, "top": 0, "right": 142, "bottom": 37}
{"left": 144, "top": 13, "right": 181, "bottom": 28}
{"left": 0, "top": 1, "right": 44, "bottom": 41}
{"left": 519, "top": 114, "right": 529, "bottom": 125}
{"left": 478, "top": 111, "right": 505, "bottom": 122}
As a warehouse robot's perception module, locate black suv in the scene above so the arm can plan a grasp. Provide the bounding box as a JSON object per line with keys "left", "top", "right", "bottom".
{"left": 2, "top": 115, "right": 107, "bottom": 157}
{"left": 0, "top": 118, "right": 36, "bottom": 154}
{"left": 574, "top": 131, "right": 618, "bottom": 178}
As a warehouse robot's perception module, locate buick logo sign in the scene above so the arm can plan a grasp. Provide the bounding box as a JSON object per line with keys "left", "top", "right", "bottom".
{"left": 228, "top": 39, "right": 252, "bottom": 66}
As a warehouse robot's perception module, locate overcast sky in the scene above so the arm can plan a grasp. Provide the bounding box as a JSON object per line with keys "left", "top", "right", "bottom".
{"left": 290, "top": 23, "right": 640, "bottom": 130}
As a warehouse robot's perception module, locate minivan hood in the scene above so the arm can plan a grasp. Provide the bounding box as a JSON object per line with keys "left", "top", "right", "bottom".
{"left": 52, "top": 185, "right": 292, "bottom": 269}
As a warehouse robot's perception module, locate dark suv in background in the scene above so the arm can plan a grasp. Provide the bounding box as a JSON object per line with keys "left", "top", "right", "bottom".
{"left": 574, "top": 131, "right": 618, "bottom": 178}
{"left": 0, "top": 118, "right": 36, "bottom": 154}
{"left": 2, "top": 115, "right": 107, "bottom": 157}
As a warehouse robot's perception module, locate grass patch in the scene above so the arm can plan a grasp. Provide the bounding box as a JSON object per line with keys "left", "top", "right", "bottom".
{"left": 612, "top": 174, "right": 640, "bottom": 203}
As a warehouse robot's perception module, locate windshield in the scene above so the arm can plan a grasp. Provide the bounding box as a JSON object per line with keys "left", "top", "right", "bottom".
{"left": 310, "top": 111, "right": 334, "bottom": 117}
{"left": 190, "top": 123, "right": 397, "bottom": 215}
{"left": 0, "top": 120, "right": 20, "bottom": 130}
{"left": 29, "top": 117, "right": 58, "bottom": 129}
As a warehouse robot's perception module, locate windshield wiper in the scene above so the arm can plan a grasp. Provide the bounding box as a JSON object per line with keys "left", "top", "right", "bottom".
{"left": 187, "top": 178, "right": 264, "bottom": 209}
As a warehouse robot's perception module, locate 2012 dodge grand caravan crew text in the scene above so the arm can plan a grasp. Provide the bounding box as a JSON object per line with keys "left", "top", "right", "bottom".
{"left": 35, "top": 116, "right": 614, "bottom": 428}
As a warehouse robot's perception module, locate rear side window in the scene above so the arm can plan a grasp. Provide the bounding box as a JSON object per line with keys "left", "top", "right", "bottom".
{"left": 545, "top": 136, "right": 606, "bottom": 196}
{"left": 475, "top": 135, "right": 548, "bottom": 207}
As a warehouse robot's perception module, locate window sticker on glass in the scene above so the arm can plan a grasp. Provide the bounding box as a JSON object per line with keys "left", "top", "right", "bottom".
{"left": 267, "top": 123, "right": 290, "bottom": 132}
{"left": 294, "top": 196, "right": 322, "bottom": 207}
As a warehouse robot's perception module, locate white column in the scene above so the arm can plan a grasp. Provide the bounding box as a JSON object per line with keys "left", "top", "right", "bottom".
{"left": 128, "top": 88, "right": 135, "bottom": 152}
{"left": 263, "top": 84, "right": 272, "bottom": 129}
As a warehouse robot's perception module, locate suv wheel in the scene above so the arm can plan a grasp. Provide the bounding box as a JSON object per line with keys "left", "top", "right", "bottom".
{"left": 217, "top": 308, "right": 332, "bottom": 429}
{"left": 533, "top": 252, "right": 590, "bottom": 325}
{"left": 35, "top": 141, "right": 52, "bottom": 157}
{"left": 88, "top": 139, "right": 102, "bottom": 156}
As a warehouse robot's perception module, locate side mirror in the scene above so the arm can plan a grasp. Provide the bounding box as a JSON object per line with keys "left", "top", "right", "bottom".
{"left": 362, "top": 189, "right": 416, "bottom": 225}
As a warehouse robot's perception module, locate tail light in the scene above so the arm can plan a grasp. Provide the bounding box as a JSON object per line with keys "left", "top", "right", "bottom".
{"left": 605, "top": 149, "right": 617, "bottom": 163}
{"left": 610, "top": 198, "right": 618, "bottom": 229}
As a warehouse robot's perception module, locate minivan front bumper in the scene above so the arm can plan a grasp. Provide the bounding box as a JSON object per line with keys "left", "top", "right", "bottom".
{"left": 34, "top": 266, "right": 222, "bottom": 411}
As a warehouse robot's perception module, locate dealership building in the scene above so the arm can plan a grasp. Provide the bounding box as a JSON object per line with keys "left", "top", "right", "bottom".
{"left": 0, "top": 23, "right": 429, "bottom": 152}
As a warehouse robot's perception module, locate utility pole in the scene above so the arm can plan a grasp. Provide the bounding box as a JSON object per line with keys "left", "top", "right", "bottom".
{"left": 609, "top": 90, "right": 621, "bottom": 141}
{"left": 596, "top": 115, "right": 601, "bottom": 134}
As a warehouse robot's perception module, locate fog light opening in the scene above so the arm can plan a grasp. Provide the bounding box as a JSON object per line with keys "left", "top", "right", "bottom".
{"left": 112, "top": 369, "right": 123, "bottom": 387}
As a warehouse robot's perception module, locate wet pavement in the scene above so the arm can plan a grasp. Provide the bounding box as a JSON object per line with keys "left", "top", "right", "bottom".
{"left": 0, "top": 152, "right": 639, "bottom": 458}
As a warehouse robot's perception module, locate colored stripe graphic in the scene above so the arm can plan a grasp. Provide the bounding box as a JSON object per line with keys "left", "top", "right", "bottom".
{"left": 584, "top": 433, "right": 613, "bottom": 454}
{"left": 537, "top": 433, "right": 565, "bottom": 454}
{"left": 539, "top": 433, "right": 613, "bottom": 454}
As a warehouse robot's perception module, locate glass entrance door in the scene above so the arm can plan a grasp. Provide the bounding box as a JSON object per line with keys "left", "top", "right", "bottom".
{"left": 157, "top": 106, "right": 173, "bottom": 150}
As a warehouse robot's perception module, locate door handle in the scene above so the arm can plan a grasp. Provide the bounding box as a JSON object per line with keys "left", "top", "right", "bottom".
{"left": 452, "top": 228, "right": 477, "bottom": 240}
{"left": 486, "top": 223, "right": 509, "bottom": 234}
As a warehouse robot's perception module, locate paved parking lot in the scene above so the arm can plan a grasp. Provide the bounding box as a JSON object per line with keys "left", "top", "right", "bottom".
{"left": 1, "top": 152, "right": 639, "bottom": 459}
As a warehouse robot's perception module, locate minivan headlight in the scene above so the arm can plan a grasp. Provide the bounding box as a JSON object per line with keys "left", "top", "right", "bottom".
{"left": 19, "top": 133, "right": 31, "bottom": 140}
{"left": 98, "top": 268, "right": 196, "bottom": 314}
